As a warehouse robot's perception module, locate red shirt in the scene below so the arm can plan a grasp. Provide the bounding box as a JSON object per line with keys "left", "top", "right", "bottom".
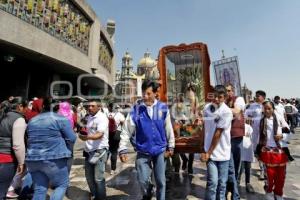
{"left": 0, "top": 153, "right": 14, "bottom": 163}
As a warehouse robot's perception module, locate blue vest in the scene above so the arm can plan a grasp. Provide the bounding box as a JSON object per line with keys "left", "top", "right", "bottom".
{"left": 131, "top": 101, "right": 168, "bottom": 156}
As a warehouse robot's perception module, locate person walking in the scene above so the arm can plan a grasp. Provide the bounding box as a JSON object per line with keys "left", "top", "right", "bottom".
{"left": 245, "top": 90, "right": 266, "bottom": 180}
{"left": 225, "top": 83, "right": 246, "bottom": 200}
{"left": 107, "top": 103, "right": 125, "bottom": 175}
{"left": 79, "top": 100, "right": 109, "bottom": 200}
{"left": 238, "top": 122, "right": 255, "bottom": 193}
{"left": 284, "top": 100, "right": 298, "bottom": 132}
{"left": 26, "top": 98, "right": 76, "bottom": 200}
{"left": 118, "top": 80, "right": 175, "bottom": 200}
{"left": 0, "top": 98, "right": 27, "bottom": 199}
{"left": 201, "top": 85, "right": 233, "bottom": 200}
{"left": 258, "top": 101, "right": 290, "bottom": 200}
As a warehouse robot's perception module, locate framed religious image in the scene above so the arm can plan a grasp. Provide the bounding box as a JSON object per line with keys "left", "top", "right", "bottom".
{"left": 157, "top": 42, "right": 213, "bottom": 153}
{"left": 213, "top": 56, "right": 242, "bottom": 96}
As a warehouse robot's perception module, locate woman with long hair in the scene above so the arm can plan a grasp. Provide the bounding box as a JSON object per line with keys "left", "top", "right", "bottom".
{"left": 0, "top": 97, "right": 27, "bottom": 199}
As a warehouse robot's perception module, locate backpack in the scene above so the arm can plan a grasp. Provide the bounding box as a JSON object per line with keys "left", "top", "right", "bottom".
{"left": 108, "top": 113, "right": 117, "bottom": 135}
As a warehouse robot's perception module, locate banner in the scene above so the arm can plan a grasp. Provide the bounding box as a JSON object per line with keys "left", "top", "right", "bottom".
{"left": 213, "top": 56, "right": 242, "bottom": 96}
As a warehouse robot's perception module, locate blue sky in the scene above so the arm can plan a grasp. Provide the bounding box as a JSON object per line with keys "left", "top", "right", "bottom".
{"left": 87, "top": 0, "right": 300, "bottom": 98}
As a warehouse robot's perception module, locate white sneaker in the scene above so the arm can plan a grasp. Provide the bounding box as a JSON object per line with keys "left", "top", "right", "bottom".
{"left": 259, "top": 171, "right": 265, "bottom": 180}
{"left": 265, "top": 192, "right": 274, "bottom": 200}
{"left": 275, "top": 195, "right": 284, "bottom": 200}
{"left": 6, "top": 190, "right": 19, "bottom": 198}
{"left": 110, "top": 170, "right": 115, "bottom": 175}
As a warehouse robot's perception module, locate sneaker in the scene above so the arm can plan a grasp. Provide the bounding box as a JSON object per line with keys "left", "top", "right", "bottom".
{"left": 265, "top": 192, "right": 274, "bottom": 200}
{"left": 275, "top": 195, "right": 284, "bottom": 200}
{"left": 259, "top": 172, "right": 265, "bottom": 180}
{"left": 288, "top": 155, "right": 295, "bottom": 162}
{"left": 142, "top": 184, "right": 154, "bottom": 200}
{"left": 6, "top": 190, "right": 19, "bottom": 199}
{"left": 110, "top": 170, "right": 115, "bottom": 175}
{"left": 246, "top": 183, "right": 255, "bottom": 193}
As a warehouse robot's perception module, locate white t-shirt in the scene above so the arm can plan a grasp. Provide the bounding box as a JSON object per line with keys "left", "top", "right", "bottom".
{"left": 245, "top": 102, "right": 263, "bottom": 149}
{"left": 107, "top": 111, "right": 125, "bottom": 131}
{"left": 234, "top": 96, "right": 246, "bottom": 111}
{"left": 204, "top": 102, "right": 233, "bottom": 161}
{"left": 275, "top": 103, "right": 286, "bottom": 119}
{"left": 265, "top": 114, "right": 289, "bottom": 148}
{"left": 85, "top": 110, "right": 109, "bottom": 152}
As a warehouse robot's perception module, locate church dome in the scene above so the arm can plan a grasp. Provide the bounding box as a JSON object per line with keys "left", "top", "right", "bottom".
{"left": 137, "top": 52, "right": 156, "bottom": 68}
{"left": 122, "top": 51, "right": 132, "bottom": 60}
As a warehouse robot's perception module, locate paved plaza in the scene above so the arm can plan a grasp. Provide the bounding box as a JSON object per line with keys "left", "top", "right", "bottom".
{"left": 63, "top": 128, "right": 300, "bottom": 200}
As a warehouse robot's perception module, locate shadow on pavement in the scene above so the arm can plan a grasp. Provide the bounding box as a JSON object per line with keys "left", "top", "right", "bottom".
{"left": 238, "top": 185, "right": 266, "bottom": 200}
{"left": 107, "top": 195, "right": 135, "bottom": 200}
{"left": 166, "top": 173, "right": 205, "bottom": 200}
{"left": 106, "top": 167, "right": 141, "bottom": 199}
{"left": 65, "top": 186, "right": 90, "bottom": 200}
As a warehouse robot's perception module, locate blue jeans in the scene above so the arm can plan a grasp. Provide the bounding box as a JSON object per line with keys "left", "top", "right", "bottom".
{"left": 84, "top": 150, "right": 108, "bottom": 200}
{"left": 0, "top": 162, "right": 16, "bottom": 200}
{"left": 227, "top": 154, "right": 240, "bottom": 200}
{"left": 136, "top": 152, "right": 166, "bottom": 200}
{"left": 19, "top": 172, "right": 34, "bottom": 199}
{"left": 231, "top": 137, "right": 243, "bottom": 179}
{"left": 205, "top": 160, "right": 230, "bottom": 200}
{"left": 26, "top": 159, "right": 69, "bottom": 200}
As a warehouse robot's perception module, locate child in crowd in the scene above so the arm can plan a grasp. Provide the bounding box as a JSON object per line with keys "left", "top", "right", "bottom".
{"left": 238, "top": 121, "right": 255, "bottom": 193}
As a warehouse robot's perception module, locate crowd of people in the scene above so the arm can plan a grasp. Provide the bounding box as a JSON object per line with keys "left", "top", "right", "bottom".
{"left": 0, "top": 79, "right": 298, "bottom": 200}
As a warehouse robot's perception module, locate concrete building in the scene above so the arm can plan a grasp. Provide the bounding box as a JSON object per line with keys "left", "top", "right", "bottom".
{"left": 0, "top": 0, "right": 115, "bottom": 101}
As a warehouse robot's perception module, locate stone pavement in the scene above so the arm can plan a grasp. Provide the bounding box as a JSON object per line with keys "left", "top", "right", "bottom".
{"left": 63, "top": 129, "right": 300, "bottom": 200}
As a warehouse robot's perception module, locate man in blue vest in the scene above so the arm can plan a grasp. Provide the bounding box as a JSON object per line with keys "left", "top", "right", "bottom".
{"left": 118, "top": 80, "right": 175, "bottom": 200}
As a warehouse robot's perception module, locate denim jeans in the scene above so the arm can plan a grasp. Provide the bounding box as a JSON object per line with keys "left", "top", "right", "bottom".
{"left": 205, "top": 159, "right": 230, "bottom": 200}
{"left": 0, "top": 162, "right": 16, "bottom": 200}
{"left": 26, "top": 159, "right": 69, "bottom": 200}
{"left": 84, "top": 150, "right": 108, "bottom": 200}
{"left": 136, "top": 152, "right": 166, "bottom": 200}
{"left": 231, "top": 138, "right": 243, "bottom": 178}
{"left": 67, "top": 142, "right": 74, "bottom": 174}
{"left": 227, "top": 154, "right": 240, "bottom": 200}
{"left": 19, "top": 172, "right": 34, "bottom": 200}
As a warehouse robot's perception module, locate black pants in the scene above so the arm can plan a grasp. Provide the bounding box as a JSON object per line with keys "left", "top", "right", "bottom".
{"left": 287, "top": 114, "right": 296, "bottom": 131}
{"left": 239, "top": 161, "right": 251, "bottom": 184}
{"left": 170, "top": 153, "right": 181, "bottom": 173}
{"left": 109, "top": 139, "right": 120, "bottom": 171}
{"left": 0, "top": 162, "right": 17, "bottom": 200}
{"left": 180, "top": 153, "right": 194, "bottom": 171}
